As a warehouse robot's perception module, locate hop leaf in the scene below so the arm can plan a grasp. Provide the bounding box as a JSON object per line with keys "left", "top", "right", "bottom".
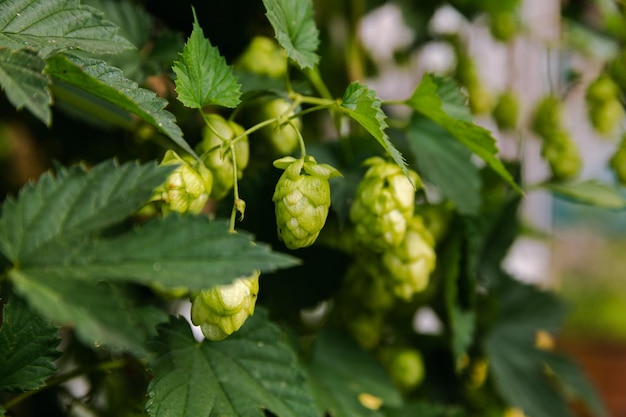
{"left": 190, "top": 271, "right": 260, "bottom": 341}
{"left": 273, "top": 156, "right": 341, "bottom": 249}
{"left": 349, "top": 157, "right": 420, "bottom": 252}
{"left": 382, "top": 216, "right": 436, "bottom": 301}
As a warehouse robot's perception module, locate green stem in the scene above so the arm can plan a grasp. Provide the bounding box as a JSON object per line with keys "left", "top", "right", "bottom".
{"left": 228, "top": 142, "right": 241, "bottom": 232}
{"left": 2, "top": 360, "right": 127, "bottom": 412}
{"left": 294, "top": 122, "right": 307, "bottom": 158}
{"left": 303, "top": 68, "right": 334, "bottom": 101}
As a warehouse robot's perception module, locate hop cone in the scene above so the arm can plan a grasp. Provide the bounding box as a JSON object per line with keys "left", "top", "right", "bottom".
{"left": 198, "top": 114, "right": 249, "bottom": 200}
{"left": 235, "top": 36, "right": 287, "bottom": 79}
{"left": 273, "top": 156, "right": 341, "bottom": 249}
{"left": 350, "top": 157, "right": 420, "bottom": 252}
{"left": 190, "top": 271, "right": 260, "bottom": 341}
{"left": 340, "top": 258, "right": 395, "bottom": 312}
{"left": 541, "top": 130, "right": 582, "bottom": 180}
{"left": 610, "top": 134, "right": 626, "bottom": 185}
{"left": 155, "top": 150, "right": 213, "bottom": 215}
{"left": 379, "top": 346, "right": 425, "bottom": 393}
{"left": 382, "top": 216, "right": 436, "bottom": 301}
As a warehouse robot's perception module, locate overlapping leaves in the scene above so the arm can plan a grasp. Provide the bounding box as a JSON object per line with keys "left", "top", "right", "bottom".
{"left": 0, "top": 159, "right": 298, "bottom": 352}
{"left": 146, "top": 311, "right": 318, "bottom": 417}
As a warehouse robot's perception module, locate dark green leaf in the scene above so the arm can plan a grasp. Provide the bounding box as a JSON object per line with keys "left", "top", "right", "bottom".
{"left": 146, "top": 311, "right": 318, "bottom": 417}
{"left": 484, "top": 276, "right": 604, "bottom": 417}
{"left": 0, "top": 296, "right": 60, "bottom": 391}
{"left": 0, "top": 159, "right": 172, "bottom": 263}
{"left": 383, "top": 401, "right": 463, "bottom": 417}
{"left": 339, "top": 82, "right": 410, "bottom": 183}
{"left": 263, "top": 0, "right": 320, "bottom": 69}
{"left": 0, "top": 0, "right": 133, "bottom": 57}
{"left": 15, "top": 215, "right": 299, "bottom": 291}
{"left": 304, "top": 329, "right": 402, "bottom": 417}
{"left": 83, "top": 0, "right": 151, "bottom": 48}
{"left": 407, "top": 74, "right": 520, "bottom": 193}
{"left": 45, "top": 54, "right": 195, "bottom": 157}
{"left": 172, "top": 9, "right": 241, "bottom": 109}
{"left": 10, "top": 271, "right": 166, "bottom": 356}
{"left": 408, "top": 115, "right": 481, "bottom": 214}
{"left": 546, "top": 354, "right": 607, "bottom": 417}
{"left": 440, "top": 234, "right": 475, "bottom": 367}
{"left": 0, "top": 48, "right": 51, "bottom": 124}
{"left": 544, "top": 180, "right": 626, "bottom": 209}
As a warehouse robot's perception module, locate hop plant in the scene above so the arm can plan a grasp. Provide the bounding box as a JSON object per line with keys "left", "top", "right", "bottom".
{"left": 153, "top": 150, "right": 213, "bottom": 215}
{"left": 531, "top": 95, "right": 563, "bottom": 139}
{"left": 586, "top": 75, "right": 624, "bottom": 136}
{"left": 250, "top": 98, "right": 302, "bottom": 157}
{"left": 382, "top": 216, "right": 436, "bottom": 301}
{"left": 197, "top": 114, "right": 249, "bottom": 200}
{"left": 609, "top": 134, "right": 626, "bottom": 185}
{"left": 273, "top": 155, "right": 341, "bottom": 249}
{"left": 190, "top": 271, "right": 260, "bottom": 341}
{"left": 235, "top": 35, "right": 288, "bottom": 79}
{"left": 492, "top": 90, "right": 520, "bottom": 131}
{"left": 378, "top": 347, "right": 425, "bottom": 393}
{"left": 488, "top": 11, "right": 518, "bottom": 43}
{"left": 541, "top": 130, "right": 582, "bottom": 181}
{"left": 340, "top": 258, "right": 395, "bottom": 312}
{"left": 350, "top": 157, "right": 420, "bottom": 252}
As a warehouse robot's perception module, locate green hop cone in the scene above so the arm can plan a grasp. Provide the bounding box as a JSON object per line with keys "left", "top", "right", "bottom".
{"left": 341, "top": 258, "right": 395, "bottom": 312}
{"left": 492, "top": 90, "right": 520, "bottom": 131}
{"left": 489, "top": 11, "right": 518, "bottom": 43}
{"left": 382, "top": 216, "right": 436, "bottom": 301}
{"left": 541, "top": 130, "right": 582, "bottom": 180}
{"left": 609, "top": 135, "right": 626, "bottom": 185}
{"left": 586, "top": 75, "right": 625, "bottom": 135}
{"left": 350, "top": 157, "right": 420, "bottom": 252}
{"left": 235, "top": 36, "right": 288, "bottom": 79}
{"left": 531, "top": 95, "right": 562, "bottom": 139}
{"left": 344, "top": 308, "right": 385, "bottom": 350}
{"left": 379, "top": 347, "right": 425, "bottom": 393}
{"left": 254, "top": 98, "right": 302, "bottom": 157}
{"left": 154, "top": 150, "right": 213, "bottom": 214}
{"left": 198, "top": 114, "right": 249, "bottom": 200}
{"left": 190, "top": 271, "right": 260, "bottom": 341}
{"left": 588, "top": 99, "right": 624, "bottom": 136}
{"left": 273, "top": 155, "right": 342, "bottom": 249}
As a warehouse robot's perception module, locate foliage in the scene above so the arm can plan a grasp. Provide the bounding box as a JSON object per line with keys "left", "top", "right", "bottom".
{"left": 0, "top": 0, "right": 622, "bottom": 416}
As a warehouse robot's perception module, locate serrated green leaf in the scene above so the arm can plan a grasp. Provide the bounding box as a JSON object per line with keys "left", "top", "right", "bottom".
{"left": 382, "top": 401, "right": 463, "bottom": 417}
{"left": 432, "top": 76, "right": 471, "bottom": 122}
{"left": 408, "top": 115, "right": 481, "bottom": 215}
{"left": 172, "top": 9, "right": 241, "bottom": 109}
{"left": 0, "top": 296, "right": 60, "bottom": 392}
{"left": 304, "top": 329, "right": 402, "bottom": 417}
{"left": 17, "top": 215, "right": 299, "bottom": 291}
{"left": 83, "top": 0, "right": 176, "bottom": 83}
{"left": 0, "top": 0, "right": 133, "bottom": 57}
{"left": 544, "top": 180, "right": 626, "bottom": 209}
{"left": 83, "top": 0, "right": 150, "bottom": 48}
{"left": 0, "top": 159, "right": 173, "bottom": 263}
{"left": 440, "top": 234, "right": 475, "bottom": 368}
{"left": 146, "top": 311, "right": 318, "bottom": 417}
{"left": 407, "top": 74, "right": 520, "bottom": 193}
{"left": 263, "top": 0, "right": 319, "bottom": 69}
{"left": 0, "top": 48, "right": 51, "bottom": 124}
{"left": 10, "top": 271, "right": 167, "bottom": 356}
{"left": 484, "top": 276, "right": 608, "bottom": 417}
{"left": 339, "top": 82, "right": 410, "bottom": 183}
{"left": 45, "top": 54, "right": 195, "bottom": 157}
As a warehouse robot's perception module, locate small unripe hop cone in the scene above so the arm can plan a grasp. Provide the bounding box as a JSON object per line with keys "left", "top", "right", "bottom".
{"left": 273, "top": 156, "right": 341, "bottom": 249}
{"left": 349, "top": 157, "right": 420, "bottom": 252}
{"left": 154, "top": 150, "right": 213, "bottom": 215}
{"left": 190, "top": 271, "right": 260, "bottom": 341}
{"left": 197, "top": 114, "right": 250, "bottom": 200}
